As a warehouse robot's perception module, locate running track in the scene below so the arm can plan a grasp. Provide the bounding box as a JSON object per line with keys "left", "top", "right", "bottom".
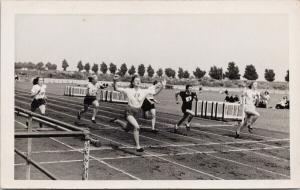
{"left": 14, "top": 90, "right": 290, "bottom": 180}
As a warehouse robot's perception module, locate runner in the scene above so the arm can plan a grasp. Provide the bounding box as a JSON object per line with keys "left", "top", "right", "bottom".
{"left": 77, "top": 75, "right": 106, "bottom": 123}
{"left": 235, "top": 81, "right": 260, "bottom": 138}
{"left": 29, "top": 77, "right": 47, "bottom": 128}
{"left": 141, "top": 80, "right": 163, "bottom": 134}
{"left": 174, "top": 85, "right": 198, "bottom": 133}
{"left": 110, "top": 75, "right": 165, "bottom": 152}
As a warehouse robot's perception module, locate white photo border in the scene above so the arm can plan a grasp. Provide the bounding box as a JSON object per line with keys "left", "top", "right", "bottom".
{"left": 1, "top": 0, "right": 300, "bottom": 189}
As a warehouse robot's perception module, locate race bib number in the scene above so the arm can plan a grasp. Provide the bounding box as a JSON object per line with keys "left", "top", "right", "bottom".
{"left": 185, "top": 96, "right": 192, "bottom": 102}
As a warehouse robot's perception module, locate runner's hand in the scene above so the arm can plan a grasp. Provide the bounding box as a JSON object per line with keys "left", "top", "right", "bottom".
{"left": 113, "top": 75, "right": 120, "bottom": 81}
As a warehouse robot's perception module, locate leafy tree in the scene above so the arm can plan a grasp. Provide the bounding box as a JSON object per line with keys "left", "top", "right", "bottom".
{"left": 165, "top": 68, "right": 176, "bottom": 78}
{"left": 27, "top": 62, "right": 36, "bottom": 70}
{"left": 118, "top": 63, "right": 128, "bottom": 77}
{"left": 183, "top": 70, "right": 190, "bottom": 78}
{"left": 209, "top": 66, "right": 223, "bottom": 80}
{"left": 138, "top": 64, "right": 145, "bottom": 77}
{"left": 264, "top": 69, "right": 275, "bottom": 82}
{"left": 109, "top": 63, "right": 117, "bottom": 74}
{"left": 177, "top": 67, "right": 184, "bottom": 79}
{"left": 36, "top": 62, "right": 44, "bottom": 70}
{"left": 49, "top": 64, "right": 57, "bottom": 70}
{"left": 243, "top": 64, "right": 258, "bottom": 80}
{"left": 15, "top": 62, "right": 24, "bottom": 69}
{"left": 84, "top": 63, "right": 90, "bottom": 73}
{"left": 193, "top": 67, "right": 206, "bottom": 79}
{"left": 128, "top": 65, "right": 136, "bottom": 76}
{"left": 100, "top": 62, "right": 108, "bottom": 74}
{"left": 77, "top": 61, "right": 83, "bottom": 72}
{"left": 225, "top": 62, "right": 240, "bottom": 80}
{"left": 156, "top": 68, "right": 163, "bottom": 78}
{"left": 45, "top": 62, "right": 52, "bottom": 70}
{"left": 147, "top": 65, "right": 155, "bottom": 78}
{"left": 62, "top": 59, "right": 69, "bottom": 71}
{"left": 285, "top": 70, "right": 289, "bottom": 82}
{"left": 92, "top": 63, "right": 99, "bottom": 74}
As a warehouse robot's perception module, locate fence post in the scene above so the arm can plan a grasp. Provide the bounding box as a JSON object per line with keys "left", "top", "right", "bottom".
{"left": 82, "top": 130, "right": 90, "bottom": 180}
{"left": 26, "top": 113, "right": 33, "bottom": 180}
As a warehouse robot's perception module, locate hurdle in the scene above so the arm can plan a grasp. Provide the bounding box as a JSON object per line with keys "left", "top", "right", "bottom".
{"left": 64, "top": 86, "right": 87, "bottom": 97}
{"left": 15, "top": 106, "right": 92, "bottom": 180}
{"left": 195, "top": 99, "right": 245, "bottom": 122}
{"left": 109, "top": 91, "right": 128, "bottom": 104}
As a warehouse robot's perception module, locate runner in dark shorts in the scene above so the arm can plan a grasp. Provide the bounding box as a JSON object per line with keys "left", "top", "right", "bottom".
{"left": 141, "top": 81, "right": 162, "bottom": 133}
{"left": 29, "top": 77, "right": 47, "bottom": 128}
{"left": 77, "top": 75, "right": 106, "bottom": 123}
{"left": 174, "top": 85, "right": 198, "bottom": 133}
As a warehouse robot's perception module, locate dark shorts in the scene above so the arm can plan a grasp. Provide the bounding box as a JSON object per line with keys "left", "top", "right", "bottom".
{"left": 31, "top": 99, "right": 46, "bottom": 112}
{"left": 181, "top": 104, "right": 192, "bottom": 114}
{"left": 84, "top": 96, "right": 97, "bottom": 105}
{"left": 125, "top": 106, "right": 142, "bottom": 119}
{"left": 141, "top": 99, "right": 155, "bottom": 112}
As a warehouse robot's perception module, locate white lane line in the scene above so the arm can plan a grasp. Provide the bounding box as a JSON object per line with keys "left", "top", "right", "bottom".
{"left": 16, "top": 136, "right": 289, "bottom": 154}
{"left": 15, "top": 98, "right": 290, "bottom": 162}
{"left": 15, "top": 144, "right": 290, "bottom": 165}
{"left": 207, "top": 154, "right": 290, "bottom": 178}
{"left": 14, "top": 104, "right": 222, "bottom": 180}
{"left": 15, "top": 120, "right": 141, "bottom": 180}
{"left": 14, "top": 159, "right": 85, "bottom": 166}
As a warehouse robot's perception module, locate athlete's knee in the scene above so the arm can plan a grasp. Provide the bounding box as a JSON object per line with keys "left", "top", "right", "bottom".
{"left": 133, "top": 125, "right": 140, "bottom": 131}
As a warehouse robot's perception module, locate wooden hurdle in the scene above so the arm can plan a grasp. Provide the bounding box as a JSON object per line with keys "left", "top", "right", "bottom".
{"left": 109, "top": 91, "right": 128, "bottom": 104}
{"left": 195, "top": 99, "right": 245, "bottom": 122}
{"left": 15, "top": 107, "right": 93, "bottom": 180}
{"left": 64, "top": 86, "right": 87, "bottom": 97}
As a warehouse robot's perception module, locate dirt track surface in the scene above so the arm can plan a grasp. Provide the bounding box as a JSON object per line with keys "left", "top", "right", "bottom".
{"left": 14, "top": 83, "right": 290, "bottom": 180}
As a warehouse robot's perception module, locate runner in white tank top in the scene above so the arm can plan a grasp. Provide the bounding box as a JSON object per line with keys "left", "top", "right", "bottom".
{"left": 235, "top": 81, "right": 260, "bottom": 138}
{"left": 110, "top": 75, "right": 165, "bottom": 152}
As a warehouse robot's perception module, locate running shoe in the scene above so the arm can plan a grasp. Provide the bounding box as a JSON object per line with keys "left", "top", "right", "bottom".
{"left": 109, "top": 118, "right": 118, "bottom": 123}
{"left": 247, "top": 125, "right": 253, "bottom": 133}
{"left": 77, "top": 111, "right": 81, "bottom": 120}
{"left": 174, "top": 128, "right": 178, "bottom": 133}
{"left": 151, "top": 129, "right": 159, "bottom": 134}
{"left": 136, "top": 148, "right": 144, "bottom": 152}
{"left": 185, "top": 124, "right": 191, "bottom": 131}
{"left": 235, "top": 131, "right": 240, "bottom": 138}
{"left": 91, "top": 119, "right": 96, "bottom": 124}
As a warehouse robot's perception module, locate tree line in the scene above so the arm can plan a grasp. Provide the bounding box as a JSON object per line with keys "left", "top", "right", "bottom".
{"left": 15, "top": 60, "right": 289, "bottom": 82}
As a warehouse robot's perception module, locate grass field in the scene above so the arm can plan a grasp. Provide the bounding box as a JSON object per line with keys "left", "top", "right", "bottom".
{"left": 14, "top": 80, "right": 290, "bottom": 180}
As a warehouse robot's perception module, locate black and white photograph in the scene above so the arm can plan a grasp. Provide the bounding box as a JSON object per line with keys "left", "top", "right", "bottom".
{"left": 1, "top": 0, "right": 300, "bottom": 189}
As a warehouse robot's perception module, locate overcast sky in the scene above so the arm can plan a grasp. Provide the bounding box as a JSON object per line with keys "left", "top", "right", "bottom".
{"left": 15, "top": 14, "right": 289, "bottom": 81}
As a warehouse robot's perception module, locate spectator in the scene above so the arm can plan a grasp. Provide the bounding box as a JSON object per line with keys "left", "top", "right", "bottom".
{"left": 233, "top": 95, "right": 240, "bottom": 103}
{"left": 275, "top": 96, "right": 289, "bottom": 109}
{"left": 257, "top": 91, "right": 270, "bottom": 108}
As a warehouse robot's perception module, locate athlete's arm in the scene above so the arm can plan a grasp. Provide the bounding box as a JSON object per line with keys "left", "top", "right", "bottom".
{"left": 153, "top": 79, "right": 166, "bottom": 95}
{"left": 175, "top": 92, "right": 180, "bottom": 104}
{"left": 193, "top": 92, "right": 198, "bottom": 101}
{"left": 112, "top": 75, "right": 125, "bottom": 93}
